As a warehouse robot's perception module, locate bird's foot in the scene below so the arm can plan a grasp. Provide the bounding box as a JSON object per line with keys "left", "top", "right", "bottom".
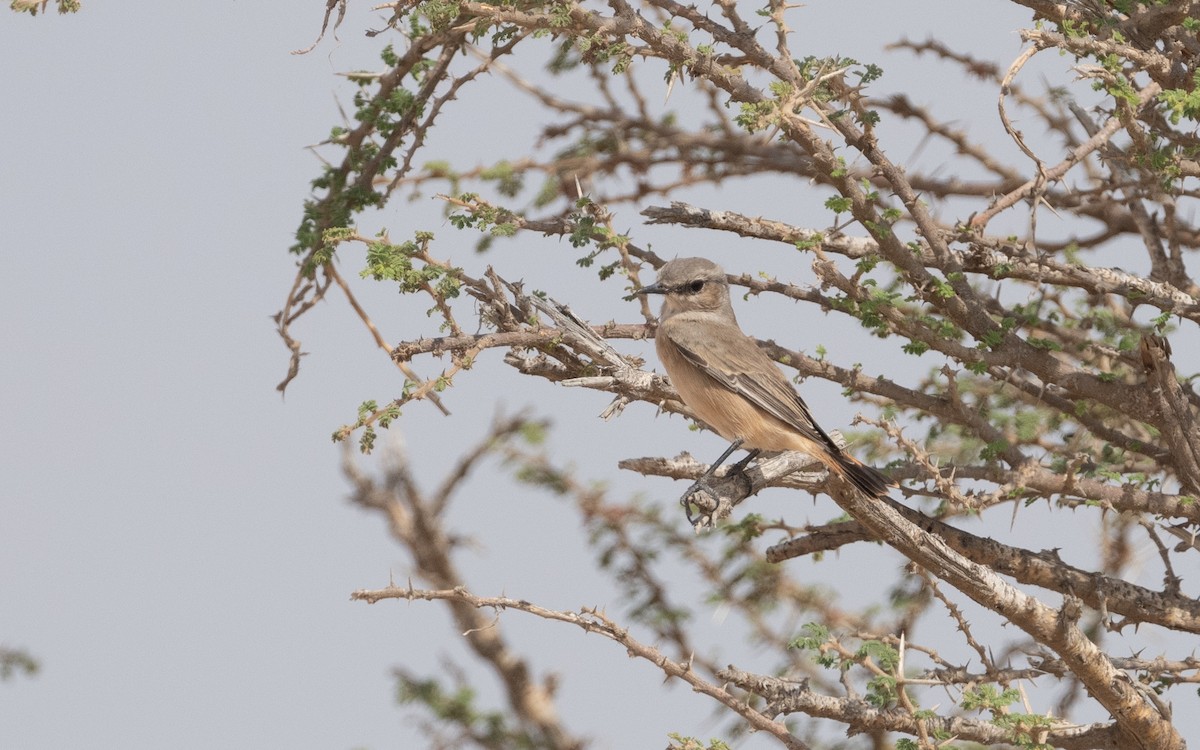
{"left": 681, "top": 476, "right": 720, "bottom": 526}
{"left": 680, "top": 446, "right": 761, "bottom": 527}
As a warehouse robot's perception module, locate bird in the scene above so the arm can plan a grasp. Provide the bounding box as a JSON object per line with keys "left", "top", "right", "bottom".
{"left": 633, "top": 257, "right": 892, "bottom": 501}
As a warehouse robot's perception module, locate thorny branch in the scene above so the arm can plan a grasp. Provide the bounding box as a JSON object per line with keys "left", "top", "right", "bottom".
{"left": 353, "top": 585, "right": 813, "bottom": 750}
{"left": 343, "top": 415, "right": 584, "bottom": 750}
{"left": 283, "top": 1, "right": 1200, "bottom": 747}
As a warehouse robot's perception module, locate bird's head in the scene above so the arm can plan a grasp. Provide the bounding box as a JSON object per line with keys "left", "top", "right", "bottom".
{"left": 632, "top": 257, "right": 733, "bottom": 320}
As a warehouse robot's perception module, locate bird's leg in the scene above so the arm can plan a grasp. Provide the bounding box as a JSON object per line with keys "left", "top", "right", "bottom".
{"left": 727, "top": 448, "right": 761, "bottom": 478}
{"left": 682, "top": 439, "right": 754, "bottom": 524}
{"left": 705, "top": 438, "right": 746, "bottom": 474}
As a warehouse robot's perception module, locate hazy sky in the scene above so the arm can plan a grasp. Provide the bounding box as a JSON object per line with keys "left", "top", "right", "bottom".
{"left": 6, "top": 3, "right": 1180, "bottom": 749}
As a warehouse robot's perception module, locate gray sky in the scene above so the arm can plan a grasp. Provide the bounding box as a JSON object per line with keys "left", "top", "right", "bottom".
{"left": 6, "top": 3, "right": 1184, "bottom": 748}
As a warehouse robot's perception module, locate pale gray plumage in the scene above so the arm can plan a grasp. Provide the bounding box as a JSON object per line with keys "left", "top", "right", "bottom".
{"left": 638, "top": 257, "right": 891, "bottom": 499}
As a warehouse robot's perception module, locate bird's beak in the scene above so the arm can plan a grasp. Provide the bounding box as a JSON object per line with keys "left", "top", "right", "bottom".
{"left": 624, "top": 281, "right": 665, "bottom": 301}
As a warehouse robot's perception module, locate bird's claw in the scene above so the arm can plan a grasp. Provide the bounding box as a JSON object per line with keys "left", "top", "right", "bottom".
{"left": 680, "top": 457, "right": 759, "bottom": 527}
{"left": 681, "top": 478, "right": 718, "bottom": 526}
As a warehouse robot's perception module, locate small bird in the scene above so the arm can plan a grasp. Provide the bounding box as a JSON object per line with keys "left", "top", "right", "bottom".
{"left": 634, "top": 257, "right": 892, "bottom": 500}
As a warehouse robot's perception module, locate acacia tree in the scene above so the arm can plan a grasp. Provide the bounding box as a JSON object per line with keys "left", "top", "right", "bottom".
{"left": 276, "top": 1, "right": 1200, "bottom": 748}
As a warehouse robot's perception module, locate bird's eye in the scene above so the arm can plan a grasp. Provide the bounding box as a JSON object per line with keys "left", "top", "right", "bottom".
{"left": 687, "top": 280, "right": 705, "bottom": 293}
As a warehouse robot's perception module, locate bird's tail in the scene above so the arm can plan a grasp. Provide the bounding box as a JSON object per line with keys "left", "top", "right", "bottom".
{"left": 831, "top": 453, "right": 893, "bottom": 499}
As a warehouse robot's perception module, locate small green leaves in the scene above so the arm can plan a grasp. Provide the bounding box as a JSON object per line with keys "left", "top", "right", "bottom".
{"left": 831, "top": 282, "right": 902, "bottom": 338}
{"left": 569, "top": 214, "right": 598, "bottom": 247}
{"left": 360, "top": 232, "right": 461, "bottom": 299}
{"left": 517, "top": 421, "right": 547, "bottom": 446}
{"left": 961, "top": 687, "right": 1056, "bottom": 747}
{"left": 789, "top": 626, "right": 904, "bottom": 707}
{"left": 1025, "top": 336, "right": 1062, "bottom": 351}
{"left": 0, "top": 646, "right": 38, "bottom": 678}
{"left": 721, "top": 513, "right": 766, "bottom": 543}
{"left": 10, "top": 0, "right": 79, "bottom": 14}
{"left": 788, "top": 621, "right": 830, "bottom": 652}
{"left": 413, "top": 0, "right": 463, "bottom": 33}
{"left": 479, "top": 160, "right": 525, "bottom": 198}
{"left": 794, "top": 232, "right": 824, "bottom": 251}
{"left": 1159, "top": 73, "right": 1200, "bottom": 124}
{"left": 547, "top": 0, "right": 572, "bottom": 28}
{"left": 854, "top": 253, "right": 883, "bottom": 273}
{"left": 824, "top": 195, "right": 853, "bottom": 214}
{"left": 448, "top": 195, "right": 522, "bottom": 242}
{"left": 865, "top": 674, "right": 897, "bottom": 707}
{"left": 333, "top": 399, "right": 404, "bottom": 453}
{"left": 979, "top": 439, "right": 1009, "bottom": 462}
{"left": 734, "top": 100, "right": 778, "bottom": 133}
{"left": 961, "top": 684, "right": 1020, "bottom": 712}
{"left": 667, "top": 734, "right": 731, "bottom": 750}
{"left": 856, "top": 639, "right": 899, "bottom": 671}
{"left": 396, "top": 673, "right": 544, "bottom": 747}
{"left": 978, "top": 328, "right": 1004, "bottom": 350}
{"left": 856, "top": 62, "right": 884, "bottom": 85}
{"left": 768, "top": 80, "right": 794, "bottom": 98}
{"left": 927, "top": 277, "right": 956, "bottom": 299}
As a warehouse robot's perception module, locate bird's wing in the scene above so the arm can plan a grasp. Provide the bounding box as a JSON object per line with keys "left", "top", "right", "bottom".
{"left": 662, "top": 321, "right": 842, "bottom": 453}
